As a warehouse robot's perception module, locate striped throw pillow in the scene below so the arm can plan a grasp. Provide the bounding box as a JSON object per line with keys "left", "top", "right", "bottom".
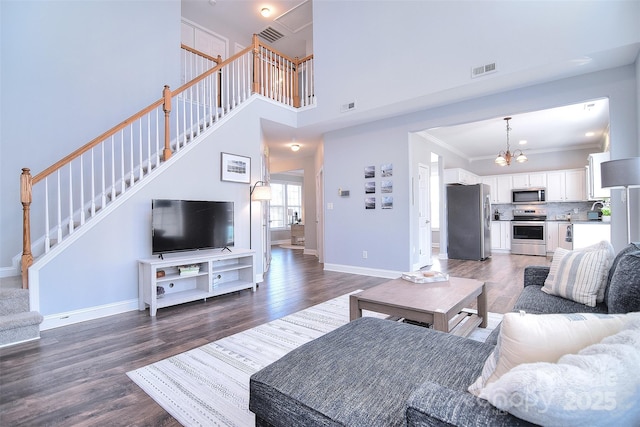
{"left": 542, "top": 247, "right": 612, "bottom": 307}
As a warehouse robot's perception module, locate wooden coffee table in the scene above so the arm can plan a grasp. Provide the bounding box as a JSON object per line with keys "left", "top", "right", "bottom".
{"left": 350, "top": 276, "right": 487, "bottom": 336}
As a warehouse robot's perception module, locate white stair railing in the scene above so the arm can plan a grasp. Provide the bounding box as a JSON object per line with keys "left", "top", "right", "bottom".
{"left": 20, "top": 38, "right": 315, "bottom": 289}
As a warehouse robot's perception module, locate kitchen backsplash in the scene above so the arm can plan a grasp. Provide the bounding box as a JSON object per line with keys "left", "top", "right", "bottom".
{"left": 492, "top": 201, "right": 598, "bottom": 221}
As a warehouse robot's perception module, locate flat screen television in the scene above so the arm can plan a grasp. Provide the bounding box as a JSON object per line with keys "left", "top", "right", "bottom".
{"left": 151, "top": 199, "right": 234, "bottom": 254}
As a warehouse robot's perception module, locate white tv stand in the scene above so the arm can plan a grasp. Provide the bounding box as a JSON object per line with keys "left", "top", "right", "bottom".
{"left": 138, "top": 248, "right": 256, "bottom": 316}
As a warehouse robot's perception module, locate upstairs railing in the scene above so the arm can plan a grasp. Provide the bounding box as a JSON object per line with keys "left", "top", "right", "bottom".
{"left": 20, "top": 35, "right": 314, "bottom": 288}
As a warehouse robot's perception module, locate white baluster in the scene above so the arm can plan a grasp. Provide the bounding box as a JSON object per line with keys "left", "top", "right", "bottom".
{"left": 138, "top": 120, "right": 143, "bottom": 181}
{"left": 101, "top": 143, "right": 106, "bottom": 211}
{"left": 155, "top": 108, "right": 160, "bottom": 167}
{"left": 44, "top": 178, "right": 50, "bottom": 252}
{"left": 129, "top": 125, "right": 134, "bottom": 188}
{"left": 120, "top": 130, "right": 125, "bottom": 195}
{"left": 111, "top": 135, "right": 116, "bottom": 202}
{"left": 57, "top": 170, "right": 62, "bottom": 243}
{"left": 69, "top": 163, "right": 74, "bottom": 235}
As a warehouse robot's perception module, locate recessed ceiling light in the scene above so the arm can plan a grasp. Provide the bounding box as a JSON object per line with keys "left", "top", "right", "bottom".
{"left": 290, "top": 144, "right": 300, "bottom": 152}
{"left": 585, "top": 131, "right": 595, "bottom": 137}
{"left": 261, "top": 7, "right": 271, "bottom": 17}
{"left": 519, "top": 140, "right": 527, "bottom": 145}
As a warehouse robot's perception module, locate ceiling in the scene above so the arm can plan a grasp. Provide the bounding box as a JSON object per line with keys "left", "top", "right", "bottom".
{"left": 181, "top": 1, "right": 612, "bottom": 164}
{"left": 181, "top": 0, "right": 313, "bottom": 59}
{"left": 420, "top": 98, "right": 610, "bottom": 162}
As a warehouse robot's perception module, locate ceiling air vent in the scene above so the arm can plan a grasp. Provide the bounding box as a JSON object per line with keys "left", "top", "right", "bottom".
{"left": 258, "top": 27, "right": 285, "bottom": 43}
{"left": 471, "top": 62, "right": 497, "bottom": 78}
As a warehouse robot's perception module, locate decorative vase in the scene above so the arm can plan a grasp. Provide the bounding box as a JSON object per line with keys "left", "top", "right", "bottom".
{"left": 602, "top": 216, "right": 611, "bottom": 223}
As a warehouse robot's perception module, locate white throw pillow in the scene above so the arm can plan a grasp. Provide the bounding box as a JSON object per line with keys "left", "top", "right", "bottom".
{"left": 542, "top": 241, "right": 614, "bottom": 307}
{"left": 467, "top": 311, "right": 638, "bottom": 396}
{"left": 479, "top": 319, "right": 640, "bottom": 426}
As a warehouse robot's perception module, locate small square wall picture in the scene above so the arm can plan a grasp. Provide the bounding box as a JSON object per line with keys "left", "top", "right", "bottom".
{"left": 365, "top": 197, "right": 376, "bottom": 210}
{"left": 381, "top": 180, "right": 393, "bottom": 193}
{"left": 364, "top": 165, "right": 375, "bottom": 179}
{"left": 365, "top": 181, "right": 376, "bottom": 194}
{"left": 382, "top": 196, "right": 393, "bottom": 209}
{"left": 381, "top": 163, "right": 393, "bottom": 177}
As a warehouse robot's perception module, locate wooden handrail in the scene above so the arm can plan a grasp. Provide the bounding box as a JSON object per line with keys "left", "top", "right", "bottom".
{"left": 180, "top": 44, "right": 222, "bottom": 64}
{"left": 33, "top": 98, "right": 165, "bottom": 185}
{"left": 172, "top": 45, "right": 253, "bottom": 98}
{"left": 20, "top": 40, "right": 315, "bottom": 288}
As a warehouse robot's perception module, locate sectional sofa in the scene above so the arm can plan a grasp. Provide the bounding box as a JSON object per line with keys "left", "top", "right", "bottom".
{"left": 249, "top": 242, "right": 640, "bottom": 426}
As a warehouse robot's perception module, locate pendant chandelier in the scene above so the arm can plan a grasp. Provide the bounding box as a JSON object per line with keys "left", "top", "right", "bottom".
{"left": 495, "top": 117, "right": 527, "bottom": 166}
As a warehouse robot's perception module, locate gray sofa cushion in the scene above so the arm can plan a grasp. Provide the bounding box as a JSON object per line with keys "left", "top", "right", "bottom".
{"left": 605, "top": 242, "right": 640, "bottom": 303}
{"left": 249, "top": 316, "right": 494, "bottom": 427}
{"left": 406, "top": 381, "right": 537, "bottom": 427}
{"left": 607, "top": 250, "right": 640, "bottom": 313}
{"left": 513, "top": 285, "right": 608, "bottom": 315}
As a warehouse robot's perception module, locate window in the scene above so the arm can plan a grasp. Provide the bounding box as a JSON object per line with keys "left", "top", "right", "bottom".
{"left": 269, "top": 181, "right": 303, "bottom": 229}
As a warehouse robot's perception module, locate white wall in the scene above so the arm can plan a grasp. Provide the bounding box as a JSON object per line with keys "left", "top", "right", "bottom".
{"left": 304, "top": 1, "right": 639, "bottom": 130}
{"left": 323, "top": 66, "right": 638, "bottom": 275}
{"left": 0, "top": 0, "right": 181, "bottom": 270}
{"left": 31, "top": 98, "right": 294, "bottom": 325}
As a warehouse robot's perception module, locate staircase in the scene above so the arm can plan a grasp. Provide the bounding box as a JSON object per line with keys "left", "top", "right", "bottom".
{"left": 19, "top": 37, "right": 315, "bottom": 289}
{"left": 0, "top": 288, "right": 43, "bottom": 347}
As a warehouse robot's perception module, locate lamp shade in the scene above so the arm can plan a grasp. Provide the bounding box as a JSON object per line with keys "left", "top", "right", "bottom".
{"left": 251, "top": 185, "right": 272, "bottom": 201}
{"left": 600, "top": 157, "right": 640, "bottom": 188}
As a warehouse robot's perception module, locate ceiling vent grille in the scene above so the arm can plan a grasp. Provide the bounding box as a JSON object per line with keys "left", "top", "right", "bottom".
{"left": 258, "top": 27, "right": 285, "bottom": 43}
{"left": 471, "top": 62, "right": 497, "bottom": 78}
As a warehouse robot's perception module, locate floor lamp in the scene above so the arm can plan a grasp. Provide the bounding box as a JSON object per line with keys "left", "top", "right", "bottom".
{"left": 600, "top": 157, "right": 640, "bottom": 244}
{"left": 249, "top": 181, "right": 272, "bottom": 249}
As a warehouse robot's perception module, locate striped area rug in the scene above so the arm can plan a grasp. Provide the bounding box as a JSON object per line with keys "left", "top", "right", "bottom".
{"left": 127, "top": 292, "right": 501, "bottom": 426}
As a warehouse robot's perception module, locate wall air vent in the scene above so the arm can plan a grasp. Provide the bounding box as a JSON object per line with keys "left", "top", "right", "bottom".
{"left": 471, "top": 62, "right": 497, "bottom": 78}
{"left": 258, "top": 27, "right": 285, "bottom": 43}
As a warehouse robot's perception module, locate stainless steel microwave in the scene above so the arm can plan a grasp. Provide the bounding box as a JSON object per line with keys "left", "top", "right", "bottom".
{"left": 512, "top": 188, "right": 546, "bottom": 204}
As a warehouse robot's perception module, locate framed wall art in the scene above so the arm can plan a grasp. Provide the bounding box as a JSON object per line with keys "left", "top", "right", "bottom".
{"left": 221, "top": 152, "right": 251, "bottom": 183}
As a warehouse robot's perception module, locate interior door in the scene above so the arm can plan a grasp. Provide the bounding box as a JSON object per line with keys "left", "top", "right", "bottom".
{"left": 418, "top": 164, "right": 432, "bottom": 267}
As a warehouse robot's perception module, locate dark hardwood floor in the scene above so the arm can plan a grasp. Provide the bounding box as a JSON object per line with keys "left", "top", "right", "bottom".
{"left": 0, "top": 247, "right": 549, "bottom": 426}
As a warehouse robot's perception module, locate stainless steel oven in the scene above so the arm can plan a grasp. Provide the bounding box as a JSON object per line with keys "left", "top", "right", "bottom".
{"left": 511, "top": 208, "right": 547, "bottom": 256}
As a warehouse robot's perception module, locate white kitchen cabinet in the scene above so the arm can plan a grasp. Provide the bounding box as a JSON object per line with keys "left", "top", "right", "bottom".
{"left": 547, "top": 221, "right": 578, "bottom": 254}
{"left": 491, "top": 221, "right": 511, "bottom": 251}
{"left": 546, "top": 169, "right": 586, "bottom": 202}
{"left": 482, "top": 175, "right": 512, "bottom": 204}
{"left": 444, "top": 168, "right": 478, "bottom": 185}
{"left": 512, "top": 172, "right": 546, "bottom": 189}
{"left": 546, "top": 221, "right": 559, "bottom": 253}
{"left": 564, "top": 169, "right": 586, "bottom": 201}
{"left": 586, "top": 152, "right": 611, "bottom": 200}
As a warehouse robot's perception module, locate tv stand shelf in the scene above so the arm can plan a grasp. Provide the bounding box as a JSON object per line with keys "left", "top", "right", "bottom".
{"left": 138, "top": 248, "right": 256, "bottom": 316}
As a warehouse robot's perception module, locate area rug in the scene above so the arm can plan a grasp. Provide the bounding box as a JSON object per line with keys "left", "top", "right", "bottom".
{"left": 127, "top": 292, "right": 502, "bottom": 426}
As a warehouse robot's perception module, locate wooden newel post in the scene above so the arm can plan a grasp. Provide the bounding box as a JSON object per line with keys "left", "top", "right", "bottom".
{"left": 21, "top": 168, "right": 33, "bottom": 289}
{"left": 252, "top": 34, "right": 261, "bottom": 94}
{"left": 162, "top": 85, "right": 172, "bottom": 161}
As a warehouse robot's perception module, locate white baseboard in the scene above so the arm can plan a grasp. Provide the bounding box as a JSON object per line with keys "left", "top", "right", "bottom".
{"left": 40, "top": 299, "right": 139, "bottom": 330}
{"left": 0, "top": 266, "right": 19, "bottom": 279}
{"left": 323, "top": 263, "right": 401, "bottom": 279}
{"left": 0, "top": 336, "right": 40, "bottom": 349}
{"left": 303, "top": 248, "right": 317, "bottom": 257}
{"left": 271, "top": 239, "right": 290, "bottom": 245}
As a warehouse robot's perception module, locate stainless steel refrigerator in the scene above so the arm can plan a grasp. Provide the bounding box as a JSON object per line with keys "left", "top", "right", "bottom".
{"left": 446, "top": 184, "right": 492, "bottom": 260}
